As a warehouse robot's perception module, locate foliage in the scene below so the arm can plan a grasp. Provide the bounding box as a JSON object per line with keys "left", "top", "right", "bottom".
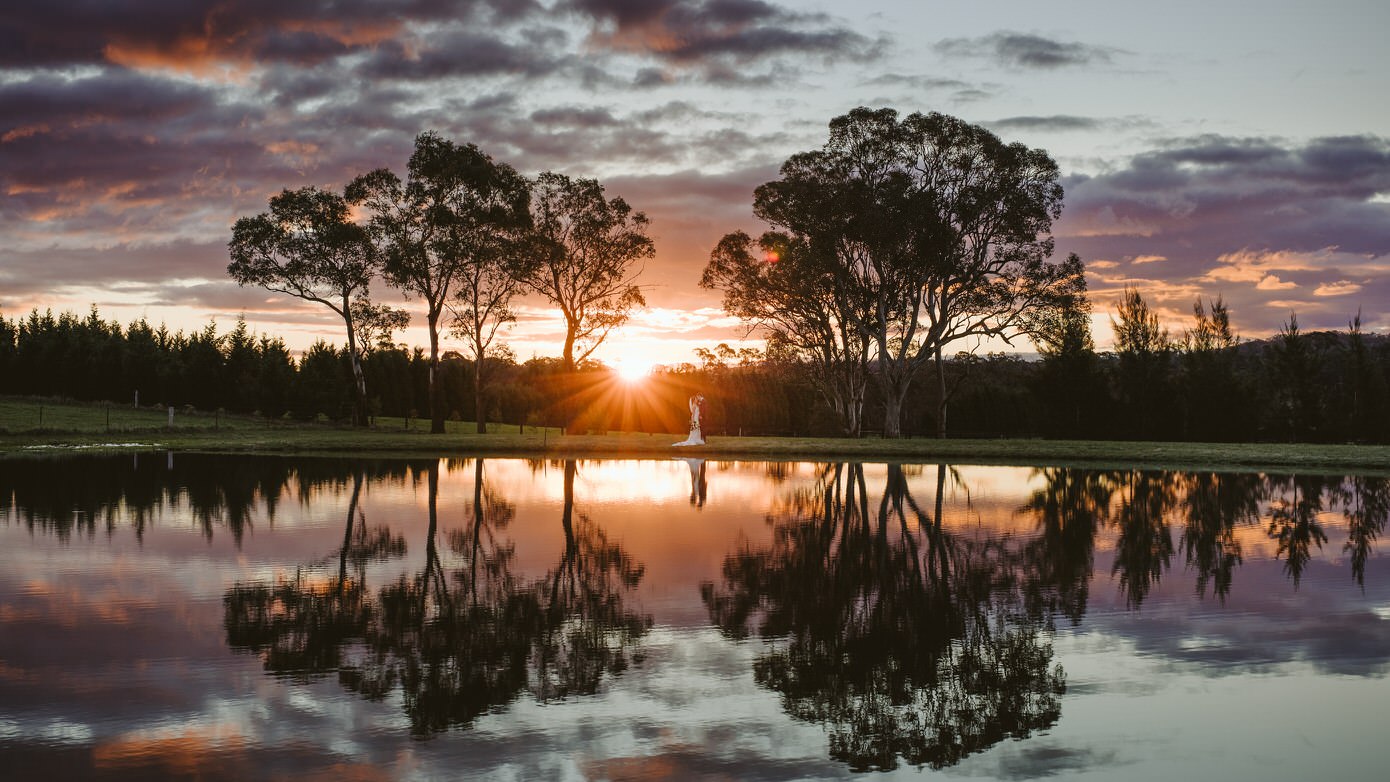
{"left": 348, "top": 131, "right": 531, "bottom": 433}
{"left": 228, "top": 185, "right": 379, "bottom": 425}
{"left": 522, "top": 171, "right": 653, "bottom": 373}
{"left": 742, "top": 107, "right": 1082, "bottom": 438}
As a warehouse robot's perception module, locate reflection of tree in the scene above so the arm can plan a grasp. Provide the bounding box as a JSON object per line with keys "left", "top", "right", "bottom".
{"left": 1266, "top": 475, "right": 1332, "bottom": 586}
{"left": 1178, "top": 472, "right": 1263, "bottom": 600}
{"left": 225, "top": 469, "right": 406, "bottom": 680}
{"left": 1019, "top": 468, "right": 1110, "bottom": 624}
{"left": 224, "top": 458, "right": 650, "bottom": 737}
{"left": 703, "top": 463, "right": 1065, "bottom": 772}
{"left": 532, "top": 459, "right": 650, "bottom": 701}
{"left": 1108, "top": 470, "right": 1179, "bottom": 608}
{"left": 1343, "top": 476, "right": 1389, "bottom": 587}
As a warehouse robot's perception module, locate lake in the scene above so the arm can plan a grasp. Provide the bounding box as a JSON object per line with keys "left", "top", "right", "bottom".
{"left": 1, "top": 453, "right": 1387, "bottom": 780}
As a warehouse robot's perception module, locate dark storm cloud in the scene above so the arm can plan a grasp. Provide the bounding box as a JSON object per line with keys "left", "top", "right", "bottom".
{"left": 1058, "top": 133, "right": 1390, "bottom": 333}
{"left": 562, "top": 0, "right": 876, "bottom": 65}
{"left": 936, "top": 31, "right": 1124, "bottom": 70}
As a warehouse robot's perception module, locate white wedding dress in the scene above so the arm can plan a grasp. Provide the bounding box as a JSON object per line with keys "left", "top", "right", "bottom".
{"left": 673, "top": 395, "right": 705, "bottom": 447}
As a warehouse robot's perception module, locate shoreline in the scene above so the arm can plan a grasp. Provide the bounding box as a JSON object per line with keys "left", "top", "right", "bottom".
{"left": 4, "top": 427, "right": 1390, "bottom": 473}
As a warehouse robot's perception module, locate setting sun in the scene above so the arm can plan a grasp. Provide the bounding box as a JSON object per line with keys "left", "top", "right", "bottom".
{"left": 613, "top": 356, "right": 656, "bottom": 382}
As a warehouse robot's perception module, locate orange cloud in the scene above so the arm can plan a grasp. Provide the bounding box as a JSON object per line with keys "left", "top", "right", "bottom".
{"left": 2, "top": 123, "right": 52, "bottom": 143}
{"left": 1256, "top": 274, "right": 1297, "bottom": 291}
{"left": 1313, "top": 280, "right": 1362, "bottom": 296}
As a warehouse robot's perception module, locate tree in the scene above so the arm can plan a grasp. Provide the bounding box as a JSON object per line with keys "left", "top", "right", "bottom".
{"left": 447, "top": 214, "right": 533, "bottom": 433}
{"left": 1181, "top": 297, "right": 1242, "bottom": 441}
{"left": 753, "top": 108, "right": 1078, "bottom": 438}
{"left": 1028, "top": 259, "right": 1101, "bottom": 437}
{"left": 348, "top": 132, "right": 531, "bottom": 434}
{"left": 1111, "top": 288, "right": 1175, "bottom": 439}
{"left": 701, "top": 230, "right": 873, "bottom": 436}
{"left": 1264, "top": 312, "right": 1320, "bottom": 441}
{"left": 523, "top": 171, "right": 652, "bottom": 374}
{"left": 228, "top": 186, "right": 378, "bottom": 425}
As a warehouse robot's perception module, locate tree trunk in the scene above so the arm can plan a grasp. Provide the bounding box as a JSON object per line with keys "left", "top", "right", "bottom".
{"left": 473, "top": 354, "right": 486, "bottom": 434}
{"left": 935, "top": 348, "right": 948, "bottom": 439}
{"left": 561, "top": 328, "right": 579, "bottom": 433}
{"left": 343, "top": 303, "right": 369, "bottom": 427}
{"left": 428, "top": 311, "right": 444, "bottom": 434}
{"left": 882, "top": 392, "right": 903, "bottom": 438}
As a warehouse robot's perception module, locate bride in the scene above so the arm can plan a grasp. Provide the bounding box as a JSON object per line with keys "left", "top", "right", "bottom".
{"left": 673, "top": 393, "right": 705, "bottom": 447}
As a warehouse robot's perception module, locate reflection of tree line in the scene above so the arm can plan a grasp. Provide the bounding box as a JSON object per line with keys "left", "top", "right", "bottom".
{"left": 0, "top": 453, "right": 434, "bottom": 545}
{"left": 1047, "top": 469, "right": 1388, "bottom": 602}
{"left": 223, "top": 458, "right": 651, "bottom": 737}
{"left": 4, "top": 455, "right": 1386, "bottom": 769}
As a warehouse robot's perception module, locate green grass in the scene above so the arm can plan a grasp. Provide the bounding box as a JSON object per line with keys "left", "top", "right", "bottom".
{"left": 3, "top": 395, "right": 1389, "bottom": 472}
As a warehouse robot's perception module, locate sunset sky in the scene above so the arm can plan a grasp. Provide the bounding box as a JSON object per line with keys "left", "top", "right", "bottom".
{"left": 3, "top": 0, "right": 1388, "bottom": 368}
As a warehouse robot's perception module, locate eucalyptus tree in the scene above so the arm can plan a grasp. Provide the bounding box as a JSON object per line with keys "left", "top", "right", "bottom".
{"left": 227, "top": 186, "right": 377, "bottom": 425}
{"left": 522, "top": 171, "right": 652, "bottom": 374}
{"left": 701, "top": 230, "right": 873, "bottom": 436}
{"left": 447, "top": 220, "right": 532, "bottom": 434}
{"left": 347, "top": 132, "right": 531, "bottom": 434}
{"left": 752, "top": 107, "right": 1081, "bottom": 438}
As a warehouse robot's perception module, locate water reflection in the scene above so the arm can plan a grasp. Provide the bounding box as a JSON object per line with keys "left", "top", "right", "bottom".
{"left": 224, "top": 458, "right": 651, "bottom": 737}
{"left": 703, "top": 464, "right": 1066, "bottom": 771}
{"left": 1, "top": 454, "right": 1387, "bottom": 778}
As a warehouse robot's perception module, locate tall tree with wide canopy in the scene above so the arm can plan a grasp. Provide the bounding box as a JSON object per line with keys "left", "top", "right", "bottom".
{"left": 754, "top": 107, "right": 1083, "bottom": 438}
{"left": 347, "top": 132, "right": 531, "bottom": 434}
{"left": 522, "top": 171, "right": 652, "bottom": 374}
{"left": 701, "top": 230, "right": 873, "bottom": 436}
{"left": 227, "top": 186, "right": 377, "bottom": 426}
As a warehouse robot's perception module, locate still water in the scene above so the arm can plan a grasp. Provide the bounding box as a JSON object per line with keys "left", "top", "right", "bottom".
{"left": 1, "top": 454, "right": 1386, "bottom": 781}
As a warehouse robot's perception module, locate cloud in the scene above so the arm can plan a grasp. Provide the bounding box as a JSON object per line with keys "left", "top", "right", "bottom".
{"left": 1256, "top": 274, "right": 1298, "bottom": 291}
{"left": 935, "top": 31, "right": 1126, "bottom": 70}
{"left": 1131, "top": 254, "right": 1166, "bottom": 264}
{"left": 562, "top": 0, "right": 877, "bottom": 66}
{"left": 0, "top": 1, "right": 539, "bottom": 71}
{"left": 985, "top": 115, "right": 1159, "bottom": 136}
{"left": 1313, "top": 280, "right": 1362, "bottom": 296}
{"left": 1059, "top": 133, "right": 1390, "bottom": 335}
{"left": 987, "top": 115, "right": 1103, "bottom": 132}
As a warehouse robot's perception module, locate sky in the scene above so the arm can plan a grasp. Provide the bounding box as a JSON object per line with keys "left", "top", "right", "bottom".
{"left": 3, "top": 0, "right": 1389, "bottom": 369}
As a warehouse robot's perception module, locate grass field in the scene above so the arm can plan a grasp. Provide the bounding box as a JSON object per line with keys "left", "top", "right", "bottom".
{"left": 3, "top": 395, "right": 1389, "bottom": 472}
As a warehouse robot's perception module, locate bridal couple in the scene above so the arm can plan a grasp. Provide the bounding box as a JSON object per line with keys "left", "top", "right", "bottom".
{"left": 672, "top": 393, "right": 706, "bottom": 447}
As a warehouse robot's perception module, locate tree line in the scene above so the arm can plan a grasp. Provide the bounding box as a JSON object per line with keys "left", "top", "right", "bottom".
{"left": 2, "top": 290, "right": 1388, "bottom": 443}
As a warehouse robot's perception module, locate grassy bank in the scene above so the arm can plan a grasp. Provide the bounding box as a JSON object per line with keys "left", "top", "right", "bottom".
{"left": 3, "top": 395, "right": 1389, "bottom": 472}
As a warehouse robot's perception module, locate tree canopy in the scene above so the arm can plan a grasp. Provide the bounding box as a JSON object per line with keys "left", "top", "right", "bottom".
{"left": 227, "top": 185, "right": 379, "bottom": 425}
{"left": 347, "top": 131, "right": 531, "bottom": 434}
